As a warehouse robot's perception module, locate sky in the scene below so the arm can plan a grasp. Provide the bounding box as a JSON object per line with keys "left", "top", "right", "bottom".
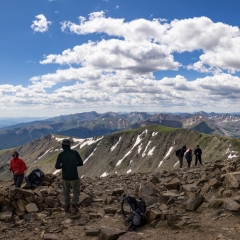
{"left": 1, "top": 0, "right": 240, "bottom": 117}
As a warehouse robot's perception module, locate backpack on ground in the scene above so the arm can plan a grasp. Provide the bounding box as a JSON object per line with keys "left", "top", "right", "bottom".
{"left": 175, "top": 149, "right": 181, "bottom": 156}
{"left": 25, "top": 168, "right": 44, "bottom": 188}
{"left": 121, "top": 195, "right": 147, "bottom": 231}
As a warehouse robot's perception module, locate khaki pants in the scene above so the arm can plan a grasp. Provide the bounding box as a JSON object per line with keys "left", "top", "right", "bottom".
{"left": 62, "top": 178, "right": 80, "bottom": 206}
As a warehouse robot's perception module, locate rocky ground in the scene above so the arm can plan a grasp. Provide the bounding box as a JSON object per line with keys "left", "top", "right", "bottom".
{"left": 1, "top": 157, "right": 240, "bottom": 240}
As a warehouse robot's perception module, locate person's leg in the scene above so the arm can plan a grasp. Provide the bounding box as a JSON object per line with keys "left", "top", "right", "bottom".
{"left": 199, "top": 155, "right": 202, "bottom": 165}
{"left": 62, "top": 180, "right": 71, "bottom": 211}
{"left": 13, "top": 175, "right": 17, "bottom": 187}
{"left": 195, "top": 155, "right": 198, "bottom": 165}
{"left": 15, "top": 174, "right": 24, "bottom": 188}
{"left": 178, "top": 156, "right": 183, "bottom": 168}
{"left": 70, "top": 179, "right": 80, "bottom": 213}
{"left": 189, "top": 160, "right": 192, "bottom": 167}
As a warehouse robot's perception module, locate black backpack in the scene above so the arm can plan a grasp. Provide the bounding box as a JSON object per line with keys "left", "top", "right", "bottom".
{"left": 25, "top": 168, "right": 44, "bottom": 188}
{"left": 121, "top": 195, "right": 147, "bottom": 231}
{"left": 175, "top": 149, "right": 181, "bottom": 156}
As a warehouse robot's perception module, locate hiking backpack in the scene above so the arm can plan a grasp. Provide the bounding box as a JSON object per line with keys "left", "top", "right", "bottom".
{"left": 25, "top": 168, "right": 44, "bottom": 188}
{"left": 175, "top": 149, "right": 181, "bottom": 156}
{"left": 121, "top": 195, "right": 147, "bottom": 231}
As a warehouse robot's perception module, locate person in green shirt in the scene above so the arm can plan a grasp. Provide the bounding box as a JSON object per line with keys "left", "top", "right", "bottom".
{"left": 55, "top": 138, "right": 83, "bottom": 213}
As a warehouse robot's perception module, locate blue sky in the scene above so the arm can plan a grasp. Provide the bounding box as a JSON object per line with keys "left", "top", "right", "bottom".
{"left": 1, "top": 0, "right": 240, "bottom": 117}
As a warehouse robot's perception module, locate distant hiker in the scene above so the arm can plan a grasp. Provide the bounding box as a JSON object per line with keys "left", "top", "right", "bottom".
{"left": 185, "top": 149, "right": 193, "bottom": 167}
{"left": 194, "top": 145, "right": 202, "bottom": 165}
{"left": 9, "top": 151, "right": 27, "bottom": 188}
{"left": 175, "top": 146, "right": 187, "bottom": 168}
{"left": 55, "top": 139, "right": 83, "bottom": 213}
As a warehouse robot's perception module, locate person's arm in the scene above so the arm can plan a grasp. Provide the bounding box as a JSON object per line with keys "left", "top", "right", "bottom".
{"left": 55, "top": 155, "right": 62, "bottom": 169}
{"left": 20, "top": 159, "right": 27, "bottom": 172}
{"left": 9, "top": 160, "right": 12, "bottom": 172}
{"left": 76, "top": 152, "right": 83, "bottom": 166}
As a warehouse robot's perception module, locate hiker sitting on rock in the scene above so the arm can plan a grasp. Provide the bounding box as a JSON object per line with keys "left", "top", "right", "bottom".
{"left": 176, "top": 146, "right": 187, "bottom": 168}
{"left": 55, "top": 139, "right": 83, "bottom": 213}
{"left": 9, "top": 151, "right": 27, "bottom": 188}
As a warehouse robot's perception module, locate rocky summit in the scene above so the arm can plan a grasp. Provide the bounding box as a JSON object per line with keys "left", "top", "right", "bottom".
{"left": 0, "top": 157, "right": 240, "bottom": 240}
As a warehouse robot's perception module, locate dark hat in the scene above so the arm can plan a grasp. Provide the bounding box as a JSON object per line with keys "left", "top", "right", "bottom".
{"left": 189, "top": 149, "right": 192, "bottom": 152}
{"left": 62, "top": 139, "right": 71, "bottom": 145}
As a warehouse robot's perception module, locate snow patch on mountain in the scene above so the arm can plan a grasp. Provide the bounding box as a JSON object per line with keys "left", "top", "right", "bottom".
{"left": 116, "top": 130, "right": 146, "bottom": 166}
{"left": 37, "top": 147, "right": 53, "bottom": 159}
{"left": 174, "top": 161, "right": 179, "bottom": 168}
{"left": 100, "top": 172, "right": 108, "bottom": 177}
{"left": 111, "top": 136, "right": 122, "bottom": 151}
{"left": 158, "top": 146, "right": 174, "bottom": 167}
{"left": 138, "top": 143, "right": 142, "bottom": 154}
{"left": 53, "top": 169, "right": 61, "bottom": 175}
{"left": 148, "top": 146, "right": 155, "bottom": 156}
{"left": 80, "top": 136, "right": 103, "bottom": 148}
{"left": 142, "top": 141, "right": 151, "bottom": 157}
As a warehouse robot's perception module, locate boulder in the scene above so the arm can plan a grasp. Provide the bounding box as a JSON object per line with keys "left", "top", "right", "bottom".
{"left": 183, "top": 194, "right": 204, "bottom": 211}
{"left": 224, "top": 172, "right": 240, "bottom": 189}
{"left": 111, "top": 188, "right": 124, "bottom": 196}
{"left": 223, "top": 198, "right": 240, "bottom": 211}
{"left": 165, "top": 177, "right": 181, "bottom": 190}
{"left": 138, "top": 181, "right": 161, "bottom": 197}
{"left": 79, "top": 192, "right": 91, "bottom": 207}
{"left": 0, "top": 211, "right": 12, "bottom": 221}
{"left": 145, "top": 209, "right": 161, "bottom": 223}
{"left": 99, "top": 228, "right": 126, "bottom": 240}
{"left": 26, "top": 203, "right": 38, "bottom": 213}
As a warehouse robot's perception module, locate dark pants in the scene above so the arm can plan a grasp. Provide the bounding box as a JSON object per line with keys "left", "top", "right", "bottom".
{"left": 187, "top": 160, "right": 192, "bottom": 167}
{"left": 177, "top": 156, "right": 183, "bottom": 168}
{"left": 14, "top": 174, "right": 24, "bottom": 188}
{"left": 195, "top": 155, "right": 202, "bottom": 165}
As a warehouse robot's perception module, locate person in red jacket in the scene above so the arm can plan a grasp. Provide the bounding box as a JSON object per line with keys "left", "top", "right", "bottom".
{"left": 9, "top": 151, "right": 27, "bottom": 188}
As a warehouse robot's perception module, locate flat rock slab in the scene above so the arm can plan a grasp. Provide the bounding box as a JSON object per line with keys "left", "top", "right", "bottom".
{"left": 99, "top": 228, "right": 126, "bottom": 240}
{"left": 118, "top": 232, "right": 143, "bottom": 240}
{"left": 43, "top": 233, "right": 59, "bottom": 240}
{"left": 85, "top": 228, "right": 100, "bottom": 236}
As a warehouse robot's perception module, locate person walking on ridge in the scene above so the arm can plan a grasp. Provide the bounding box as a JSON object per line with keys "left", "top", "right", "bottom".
{"left": 55, "top": 139, "right": 83, "bottom": 213}
{"left": 175, "top": 146, "right": 187, "bottom": 168}
{"left": 9, "top": 151, "right": 27, "bottom": 188}
{"left": 194, "top": 145, "right": 202, "bottom": 166}
{"left": 185, "top": 149, "right": 193, "bottom": 168}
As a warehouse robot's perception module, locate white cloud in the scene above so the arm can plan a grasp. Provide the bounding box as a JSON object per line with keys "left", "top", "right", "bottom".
{"left": 31, "top": 14, "right": 51, "bottom": 33}
{"left": 60, "top": 12, "right": 240, "bottom": 73}
{"left": 2, "top": 12, "right": 240, "bottom": 115}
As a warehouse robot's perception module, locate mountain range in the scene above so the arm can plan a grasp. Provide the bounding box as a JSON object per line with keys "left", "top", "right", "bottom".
{"left": 0, "top": 111, "right": 240, "bottom": 151}
{"left": 0, "top": 124, "right": 239, "bottom": 180}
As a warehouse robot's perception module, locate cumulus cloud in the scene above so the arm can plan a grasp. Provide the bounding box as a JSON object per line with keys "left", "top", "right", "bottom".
{"left": 60, "top": 12, "right": 240, "bottom": 72}
{"left": 2, "top": 12, "right": 240, "bottom": 115}
{"left": 31, "top": 14, "right": 51, "bottom": 33}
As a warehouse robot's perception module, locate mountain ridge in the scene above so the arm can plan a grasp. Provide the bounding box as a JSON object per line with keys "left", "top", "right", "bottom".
{"left": 0, "top": 111, "right": 240, "bottom": 151}
{"left": 0, "top": 125, "right": 239, "bottom": 181}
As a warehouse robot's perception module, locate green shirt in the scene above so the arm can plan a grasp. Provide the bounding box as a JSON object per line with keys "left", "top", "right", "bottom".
{"left": 55, "top": 149, "right": 83, "bottom": 180}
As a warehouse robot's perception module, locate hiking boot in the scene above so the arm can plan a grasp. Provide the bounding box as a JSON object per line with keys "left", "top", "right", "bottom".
{"left": 70, "top": 204, "right": 78, "bottom": 213}
{"left": 63, "top": 205, "right": 70, "bottom": 212}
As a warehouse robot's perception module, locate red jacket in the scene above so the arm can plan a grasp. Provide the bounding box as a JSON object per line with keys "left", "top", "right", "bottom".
{"left": 10, "top": 157, "right": 27, "bottom": 175}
